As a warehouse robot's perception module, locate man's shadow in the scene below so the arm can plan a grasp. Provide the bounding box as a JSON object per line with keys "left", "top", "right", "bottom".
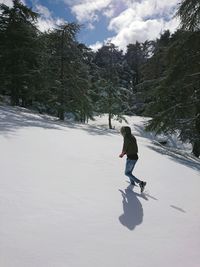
{"left": 119, "top": 185, "right": 148, "bottom": 230}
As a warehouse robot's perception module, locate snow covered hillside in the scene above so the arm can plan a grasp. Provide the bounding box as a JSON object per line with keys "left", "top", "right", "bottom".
{"left": 0, "top": 105, "right": 200, "bottom": 267}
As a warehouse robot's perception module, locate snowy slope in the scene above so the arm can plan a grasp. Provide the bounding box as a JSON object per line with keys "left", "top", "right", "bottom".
{"left": 0, "top": 105, "right": 200, "bottom": 267}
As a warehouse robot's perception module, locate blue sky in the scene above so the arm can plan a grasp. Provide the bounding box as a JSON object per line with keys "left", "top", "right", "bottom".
{"left": 1, "top": 0, "right": 181, "bottom": 50}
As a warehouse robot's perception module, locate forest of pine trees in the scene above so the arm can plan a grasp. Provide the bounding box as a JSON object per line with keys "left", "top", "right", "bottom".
{"left": 0, "top": 0, "right": 199, "bottom": 157}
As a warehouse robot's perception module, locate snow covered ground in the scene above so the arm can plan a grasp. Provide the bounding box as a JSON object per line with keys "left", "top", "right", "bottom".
{"left": 0, "top": 105, "right": 200, "bottom": 267}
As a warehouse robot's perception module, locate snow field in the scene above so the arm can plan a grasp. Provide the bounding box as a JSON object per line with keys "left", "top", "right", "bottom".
{"left": 0, "top": 106, "right": 200, "bottom": 267}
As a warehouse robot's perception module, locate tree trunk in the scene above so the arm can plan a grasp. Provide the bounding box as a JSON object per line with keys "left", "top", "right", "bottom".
{"left": 193, "top": 111, "right": 200, "bottom": 157}
{"left": 192, "top": 140, "right": 200, "bottom": 158}
{"left": 108, "top": 113, "right": 112, "bottom": 129}
{"left": 58, "top": 107, "right": 64, "bottom": 120}
{"left": 11, "top": 85, "right": 19, "bottom": 106}
{"left": 58, "top": 28, "right": 66, "bottom": 122}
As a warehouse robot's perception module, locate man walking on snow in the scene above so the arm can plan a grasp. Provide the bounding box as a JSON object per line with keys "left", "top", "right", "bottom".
{"left": 119, "top": 126, "right": 146, "bottom": 193}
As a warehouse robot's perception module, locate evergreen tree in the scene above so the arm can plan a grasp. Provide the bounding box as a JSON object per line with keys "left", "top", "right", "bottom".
{"left": 176, "top": 0, "right": 200, "bottom": 31}
{"left": 94, "top": 43, "right": 128, "bottom": 129}
{"left": 142, "top": 0, "right": 200, "bottom": 157}
{"left": 176, "top": 0, "right": 200, "bottom": 156}
{"left": 55, "top": 23, "right": 80, "bottom": 120}
{"left": 138, "top": 31, "right": 171, "bottom": 114}
{"left": 145, "top": 30, "right": 200, "bottom": 157}
{"left": 70, "top": 43, "right": 93, "bottom": 123}
{"left": 0, "top": 0, "right": 39, "bottom": 106}
{"left": 79, "top": 45, "right": 100, "bottom": 116}
{"left": 125, "top": 39, "right": 156, "bottom": 114}
{"left": 40, "top": 23, "right": 92, "bottom": 121}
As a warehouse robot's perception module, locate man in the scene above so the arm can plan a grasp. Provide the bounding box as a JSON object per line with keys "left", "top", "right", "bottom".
{"left": 119, "top": 126, "right": 146, "bottom": 193}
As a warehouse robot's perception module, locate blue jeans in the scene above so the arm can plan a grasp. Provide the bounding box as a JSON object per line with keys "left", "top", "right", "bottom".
{"left": 125, "top": 158, "right": 141, "bottom": 184}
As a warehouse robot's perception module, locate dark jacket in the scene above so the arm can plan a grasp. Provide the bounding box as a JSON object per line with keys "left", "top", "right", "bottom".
{"left": 121, "top": 126, "right": 138, "bottom": 160}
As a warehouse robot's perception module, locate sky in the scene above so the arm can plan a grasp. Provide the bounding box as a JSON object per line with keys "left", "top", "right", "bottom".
{"left": 0, "top": 0, "right": 181, "bottom": 50}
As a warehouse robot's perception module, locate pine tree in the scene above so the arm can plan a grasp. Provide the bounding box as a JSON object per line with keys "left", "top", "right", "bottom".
{"left": 125, "top": 39, "right": 156, "bottom": 114}
{"left": 0, "top": 0, "right": 39, "bottom": 106}
{"left": 40, "top": 23, "right": 92, "bottom": 121}
{"left": 94, "top": 43, "right": 128, "bottom": 129}
{"left": 142, "top": 0, "right": 200, "bottom": 157}
{"left": 176, "top": 0, "right": 200, "bottom": 31}
{"left": 145, "top": 30, "right": 200, "bottom": 157}
{"left": 56, "top": 23, "right": 80, "bottom": 120}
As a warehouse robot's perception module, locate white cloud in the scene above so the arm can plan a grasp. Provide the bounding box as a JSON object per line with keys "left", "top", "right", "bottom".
{"left": 36, "top": 18, "right": 55, "bottom": 32}
{"left": 0, "top": 0, "right": 13, "bottom": 6}
{"left": 0, "top": 0, "right": 26, "bottom": 7}
{"left": 127, "top": 0, "right": 180, "bottom": 18}
{"left": 106, "top": 0, "right": 180, "bottom": 50}
{"left": 102, "top": 3, "right": 115, "bottom": 18}
{"left": 71, "top": 0, "right": 112, "bottom": 23}
{"left": 109, "top": 19, "right": 165, "bottom": 50}
{"left": 108, "top": 17, "right": 180, "bottom": 50}
{"left": 36, "top": 17, "right": 66, "bottom": 32}
{"left": 164, "top": 17, "right": 180, "bottom": 33}
{"left": 1, "top": 0, "right": 180, "bottom": 48}
{"left": 108, "top": 8, "right": 137, "bottom": 32}
{"left": 89, "top": 41, "right": 103, "bottom": 51}
{"left": 63, "top": 0, "right": 114, "bottom": 29}
{"left": 34, "top": 4, "right": 66, "bottom": 32}
{"left": 35, "top": 4, "right": 57, "bottom": 32}
{"left": 35, "top": 4, "right": 52, "bottom": 19}
{"left": 0, "top": 1, "right": 65, "bottom": 32}
{"left": 87, "top": 22, "right": 95, "bottom": 30}
{"left": 62, "top": 0, "right": 180, "bottom": 50}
